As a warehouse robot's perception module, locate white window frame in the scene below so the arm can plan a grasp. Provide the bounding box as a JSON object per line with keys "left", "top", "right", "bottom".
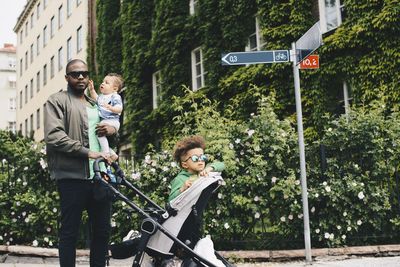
{"left": 30, "top": 79, "right": 34, "bottom": 99}
{"left": 36, "top": 108, "right": 41, "bottom": 130}
{"left": 9, "top": 98, "right": 16, "bottom": 111}
{"left": 67, "top": 0, "right": 72, "bottom": 17}
{"left": 37, "top": 3, "right": 41, "bottom": 18}
{"left": 189, "top": 0, "right": 198, "bottom": 15}
{"left": 20, "top": 30, "right": 23, "bottom": 44}
{"left": 50, "top": 16, "right": 55, "bottom": 37}
{"left": 43, "top": 64, "right": 47, "bottom": 85}
{"left": 191, "top": 47, "right": 205, "bottom": 91}
{"left": 67, "top": 37, "right": 72, "bottom": 61}
{"left": 77, "top": 26, "right": 82, "bottom": 52}
{"left": 245, "top": 16, "right": 265, "bottom": 52}
{"left": 44, "top": 0, "right": 47, "bottom": 8}
{"left": 58, "top": 5, "right": 63, "bottom": 28}
{"left": 30, "top": 44, "right": 34, "bottom": 63}
{"left": 7, "top": 121, "right": 16, "bottom": 133}
{"left": 58, "top": 47, "right": 63, "bottom": 71}
{"left": 77, "top": 0, "right": 82, "bottom": 6}
{"left": 43, "top": 26, "right": 48, "bottom": 47}
{"left": 9, "top": 76, "right": 16, "bottom": 88}
{"left": 20, "top": 58, "right": 23, "bottom": 76}
{"left": 25, "top": 22, "right": 28, "bottom": 36}
{"left": 319, "top": 0, "right": 345, "bottom": 33}
{"left": 37, "top": 35, "right": 41, "bottom": 55}
{"left": 50, "top": 56, "right": 55, "bottom": 78}
{"left": 25, "top": 51, "right": 28, "bottom": 70}
{"left": 31, "top": 13, "right": 34, "bottom": 28}
{"left": 152, "top": 71, "right": 162, "bottom": 109}
{"left": 36, "top": 71, "right": 40, "bottom": 92}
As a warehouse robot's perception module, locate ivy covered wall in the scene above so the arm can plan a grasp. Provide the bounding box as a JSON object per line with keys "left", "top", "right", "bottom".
{"left": 90, "top": 0, "right": 400, "bottom": 153}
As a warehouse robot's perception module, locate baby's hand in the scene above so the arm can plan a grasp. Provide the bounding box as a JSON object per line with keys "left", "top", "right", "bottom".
{"left": 88, "top": 80, "right": 94, "bottom": 91}
{"left": 180, "top": 178, "right": 195, "bottom": 193}
{"left": 103, "top": 103, "right": 112, "bottom": 110}
{"left": 199, "top": 166, "right": 214, "bottom": 177}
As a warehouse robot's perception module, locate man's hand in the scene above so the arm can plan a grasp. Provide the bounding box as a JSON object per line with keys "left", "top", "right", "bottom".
{"left": 96, "top": 123, "right": 116, "bottom": 137}
{"left": 88, "top": 151, "right": 112, "bottom": 164}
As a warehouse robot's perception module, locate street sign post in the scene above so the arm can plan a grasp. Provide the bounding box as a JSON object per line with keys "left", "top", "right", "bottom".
{"left": 221, "top": 50, "right": 289, "bottom": 65}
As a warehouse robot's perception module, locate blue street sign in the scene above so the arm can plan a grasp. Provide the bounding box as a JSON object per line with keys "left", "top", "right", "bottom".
{"left": 221, "top": 50, "right": 290, "bottom": 65}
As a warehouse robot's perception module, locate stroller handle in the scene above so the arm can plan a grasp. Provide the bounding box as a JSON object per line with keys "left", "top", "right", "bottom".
{"left": 93, "top": 158, "right": 122, "bottom": 174}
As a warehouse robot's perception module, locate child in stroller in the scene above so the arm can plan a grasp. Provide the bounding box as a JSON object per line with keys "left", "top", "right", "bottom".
{"left": 93, "top": 137, "right": 232, "bottom": 266}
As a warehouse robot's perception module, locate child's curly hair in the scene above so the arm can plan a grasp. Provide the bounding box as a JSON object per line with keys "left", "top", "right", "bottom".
{"left": 173, "top": 135, "right": 206, "bottom": 167}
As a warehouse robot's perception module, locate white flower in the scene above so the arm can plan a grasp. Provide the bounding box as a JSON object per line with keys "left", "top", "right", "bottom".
{"left": 282, "top": 132, "right": 287, "bottom": 137}
{"left": 288, "top": 215, "right": 293, "bottom": 220}
{"left": 53, "top": 208, "right": 57, "bottom": 213}
{"left": 49, "top": 241, "right": 53, "bottom": 246}
{"left": 235, "top": 138, "right": 241, "bottom": 144}
{"left": 0, "top": 236, "right": 2, "bottom": 241}
{"left": 131, "top": 172, "right": 141, "bottom": 180}
{"left": 25, "top": 218, "right": 29, "bottom": 223}
{"left": 253, "top": 196, "right": 259, "bottom": 202}
{"left": 40, "top": 158, "right": 47, "bottom": 169}
{"left": 254, "top": 212, "right": 260, "bottom": 219}
{"left": 217, "top": 209, "right": 221, "bottom": 215}
{"left": 315, "top": 193, "right": 319, "bottom": 198}
{"left": 272, "top": 177, "right": 277, "bottom": 183}
{"left": 280, "top": 216, "right": 286, "bottom": 222}
{"left": 358, "top": 192, "right": 365, "bottom": 199}
{"left": 343, "top": 212, "right": 347, "bottom": 216}
{"left": 322, "top": 181, "right": 327, "bottom": 186}
{"left": 361, "top": 182, "right": 364, "bottom": 186}
{"left": 357, "top": 220, "right": 362, "bottom": 225}
{"left": 352, "top": 182, "right": 357, "bottom": 186}
{"left": 347, "top": 226, "right": 352, "bottom": 231}
{"left": 221, "top": 180, "right": 226, "bottom": 186}
{"left": 40, "top": 148, "right": 46, "bottom": 155}
{"left": 218, "top": 193, "right": 222, "bottom": 199}
{"left": 32, "top": 240, "right": 38, "bottom": 247}
{"left": 337, "top": 225, "right": 341, "bottom": 230}
{"left": 150, "top": 168, "right": 156, "bottom": 173}
{"left": 12, "top": 219, "right": 17, "bottom": 222}
{"left": 23, "top": 181, "right": 27, "bottom": 186}
{"left": 354, "top": 164, "right": 359, "bottom": 169}
{"left": 162, "top": 177, "right": 167, "bottom": 182}
{"left": 298, "top": 214, "right": 303, "bottom": 219}
{"left": 325, "top": 186, "right": 331, "bottom": 192}
{"left": 311, "top": 207, "right": 315, "bottom": 213}
{"left": 44, "top": 237, "right": 49, "bottom": 243}
{"left": 22, "top": 211, "right": 26, "bottom": 217}
{"left": 342, "top": 234, "right": 346, "bottom": 240}
{"left": 315, "top": 229, "right": 320, "bottom": 234}
{"left": 329, "top": 233, "right": 334, "bottom": 240}
{"left": 24, "top": 166, "right": 28, "bottom": 171}
{"left": 324, "top": 233, "right": 330, "bottom": 239}
{"left": 170, "top": 162, "right": 177, "bottom": 168}
{"left": 229, "top": 143, "right": 234, "bottom": 149}
{"left": 122, "top": 202, "right": 126, "bottom": 206}
{"left": 328, "top": 128, "right": 332, "bottom": 132}
{"left": 224, "top": 223, "right": 230, "bottom": 229}
{"left": 248, "top": 129, "right": 255, "bottom": 136}
{"left": 250, "top": 113, "right": 255, "bottom": 116}
{"left": 2, "top": 159, "right": 6, "bottom": 164}
{"left": 295, "top": 180, "right": 300, "bottom": 185}
{"left": 163, "top": 166, "right": 169, "bottom": 172}
{"left": 111, "top": 221, "right": 116, "bottom": 227}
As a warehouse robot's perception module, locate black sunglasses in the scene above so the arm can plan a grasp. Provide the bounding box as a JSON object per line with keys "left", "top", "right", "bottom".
{"left": 185, "top": 155, "right": 208, "bottom": 163}
{"left": 67, "top": 71, "right": 89, "bottom": 78}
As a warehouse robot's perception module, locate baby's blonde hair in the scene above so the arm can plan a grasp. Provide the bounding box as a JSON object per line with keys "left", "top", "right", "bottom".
{"left": 107, "top": 73, "right": 124, "bottom": 92}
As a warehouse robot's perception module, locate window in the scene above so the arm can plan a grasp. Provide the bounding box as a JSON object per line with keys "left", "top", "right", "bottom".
{"left": 30, "top": 44, "right": 34, "bottom": 63}
{"left": 8, "top": 58, "right": 16, "bottom": 69}
{"left": 20, "top": 30, "right": 23, "bottom": 44}
{"left": 50, "top": 56, "right": 55, "bottom": 78}
{"left": 50, "top": 16, "right": 55, "bottom": 37}
{"left": 191, "top": 47, "right": 205, "bottom": 91}
{"left": 152, "top": 71, "right": 163, "bottom": 109}
{"left": 189, "top": 0, "right": 199, "bottom": 15}
{"left": 19, "top": 91, "right": 23, "bottom": 109}
{"left": 77, "top": 0, "right": 82, "bottom": 6}
{"left": 67, "top": 0, "right": 72, "bottom": 16}
{"left": 9, "top": 76, "right": 16, "bottom": 88}
{"left": 20, "top": 59, "right": 23, "bottom": 76}
{"left": 37, "top": 35, "right": 41, "bottom": 55}
{"left": 77, "top": 26, "right": 82, "bottom": 52}
{"left": 43, "top": 64, "right": 47, "bottom": 85}
{"left": 319, "top": 0, "right": 346, "bottom": 33}
{"left": 36, "top": 109, "right": 41, "bottom": 129}
{"left": 67, "top": 37, "right": 72, "bottom": 61}
{"left": 25, "top": 51, "right": 28, "bottom": 70}
{"left": 44, "top": 0, "right": 47, "bottom": 8}
{"left": 58, "top": 5, "right": 63, "bottom": 28}
{"left": 30, "top": 79, "right": 34, "bottom": 98}
{"left": 58, "top": 47, "right": 63, "bottom": 70}
{"left": 25, "top": 119, "right": 28, "bottom": 137}
{"left": 246, "top": 17, "right": 264, "bottom": 51}
{"left": 30, "top": 13, "right": 34, "bottom": 28}
{"left": 19, "top": 123, "right": 22, "bottom": 133}
{"left": 24, "top": 85, "right": 27, "bottom": 103}
{"left": 9, "top": 98, "right": 16, "bottom": 111}
{"left": 36, "top": 72, "right": 40, "bottom": 92}
{"left": 43, "top": 26, "right": 47, "bottom": 47}
{"left": 30, "top": 114, "right": 34, "bottom": 134}
{"left": 25, "top": 22, "right": 28, "bottom": 36}
{"left": 37, "top": 3, "right": 40, "bottom": 18}
{"left": 7, "top": 122, "right": 16, "bottom": 134}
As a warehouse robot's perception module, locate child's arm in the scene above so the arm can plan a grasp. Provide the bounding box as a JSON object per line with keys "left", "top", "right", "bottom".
{"left": 88, "top": 80, "right": 99, "bottom": 100}
{"left": 199, "top": 161, "right": 225, "bottom": 176}
{"left": 103, "top": 94, "right": 123, "bottom": 114}
{"left": 103, "top": 104, "right": 122, "bottom": 114}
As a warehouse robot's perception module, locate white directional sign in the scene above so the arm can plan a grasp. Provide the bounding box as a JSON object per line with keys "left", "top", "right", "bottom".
{"left": 221, "top": 50, "right": 290, "bottom": 65}
{"left": 295, "top": 21, "right": 322, "bottom": 64}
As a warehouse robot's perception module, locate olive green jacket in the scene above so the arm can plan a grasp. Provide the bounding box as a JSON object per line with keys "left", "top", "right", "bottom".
{"left": 44, "top": 87, "right": 95, "bottom": 180}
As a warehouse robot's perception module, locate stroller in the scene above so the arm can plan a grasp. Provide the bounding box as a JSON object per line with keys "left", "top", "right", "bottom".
{"left": 93, "top": 158, "right": 235, "bottom": 267}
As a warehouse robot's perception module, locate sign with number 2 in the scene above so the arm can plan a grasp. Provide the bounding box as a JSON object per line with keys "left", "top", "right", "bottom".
{"left": 300, "top": 55, "right": 319, "bottom": 69}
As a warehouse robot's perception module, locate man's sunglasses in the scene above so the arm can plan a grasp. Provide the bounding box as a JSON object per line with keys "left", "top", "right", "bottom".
{"left": 185, "top": 155, "right": 208, "bottom": 163}
{"left": 67, "top": 71, "right": 89, "bottom": 78}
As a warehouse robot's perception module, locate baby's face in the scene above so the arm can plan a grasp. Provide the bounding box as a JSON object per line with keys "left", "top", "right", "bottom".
{"left": 181, "top": 148, "right": 206, "bottom": 174}
{"left": 100, "top": 76, "right": 118, "bottom": 95}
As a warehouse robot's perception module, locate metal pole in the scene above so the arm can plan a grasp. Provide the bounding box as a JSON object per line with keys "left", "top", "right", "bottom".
{"left": 292, "top": 42, "right": 312, "bottom": 264}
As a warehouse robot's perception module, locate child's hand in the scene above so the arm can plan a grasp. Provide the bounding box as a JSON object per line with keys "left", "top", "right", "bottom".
{"left": 199, "top": 166, "right": 214, "bottom": 177}
{"left": 88, "top": 80, "right": 94, "bottom": 91}
{"left": 180, "top": 178, "right": 196, "bottom": 193}
{"left": 103, "top": 103, "right": 112, "bottom": 110}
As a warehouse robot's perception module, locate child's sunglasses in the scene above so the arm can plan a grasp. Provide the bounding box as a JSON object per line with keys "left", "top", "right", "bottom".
{"left": 185, "top": 155, "right": 208, "bottom": 162}
{"left": 67, "top": 71, "right": 90, "bottom": 78}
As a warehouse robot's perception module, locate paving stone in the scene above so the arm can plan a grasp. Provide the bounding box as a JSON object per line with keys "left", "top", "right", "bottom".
{"left": 4, "top": 256, "right": 44, "bottom": 264}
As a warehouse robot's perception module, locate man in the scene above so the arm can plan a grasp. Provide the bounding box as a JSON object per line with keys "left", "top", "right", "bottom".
{"left": 44, "top": 59, "right": 115, "bottom": 267}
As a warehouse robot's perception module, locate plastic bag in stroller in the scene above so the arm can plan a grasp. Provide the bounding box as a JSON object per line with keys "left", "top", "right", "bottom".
{"left": 93, "top": 158, "right": 235, "bottom": 267}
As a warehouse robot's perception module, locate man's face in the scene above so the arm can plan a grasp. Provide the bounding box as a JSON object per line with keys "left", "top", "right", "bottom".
{"left": 65, "top": 62, "right": 89, "bottom": 93}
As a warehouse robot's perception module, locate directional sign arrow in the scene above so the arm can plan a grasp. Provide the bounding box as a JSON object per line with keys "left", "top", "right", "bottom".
{"left": 221, "top": 50, "right": 290, "bottom": 65}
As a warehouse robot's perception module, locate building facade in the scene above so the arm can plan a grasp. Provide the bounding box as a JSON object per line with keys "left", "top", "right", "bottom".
{"left": 14, "top": 0, "right": 90, "bottom": 141}
{"left": 0, "top": 44, "right": 17, "bottom": 133}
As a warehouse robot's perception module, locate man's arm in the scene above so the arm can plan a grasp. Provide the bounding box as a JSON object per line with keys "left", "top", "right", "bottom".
{"left": 44, "top": 95, "right": 89, "bottom": 157}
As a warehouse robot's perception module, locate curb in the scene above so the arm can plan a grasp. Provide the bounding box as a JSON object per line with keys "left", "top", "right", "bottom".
{"left": 1, "top": 244, "right": 400, "bottom": 261}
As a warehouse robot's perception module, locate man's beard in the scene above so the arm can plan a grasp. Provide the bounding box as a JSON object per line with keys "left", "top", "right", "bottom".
{"left": 69, "top": 83, "right": 87, "bottom": 93}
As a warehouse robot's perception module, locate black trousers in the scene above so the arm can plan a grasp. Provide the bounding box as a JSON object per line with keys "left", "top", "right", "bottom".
{"left": 57, "top": 179, "right": 111, "bottom": 267}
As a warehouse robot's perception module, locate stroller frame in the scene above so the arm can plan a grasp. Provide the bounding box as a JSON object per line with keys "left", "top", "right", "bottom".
{"left": 93, "top": 158, "right": 233, "bottom": 267}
